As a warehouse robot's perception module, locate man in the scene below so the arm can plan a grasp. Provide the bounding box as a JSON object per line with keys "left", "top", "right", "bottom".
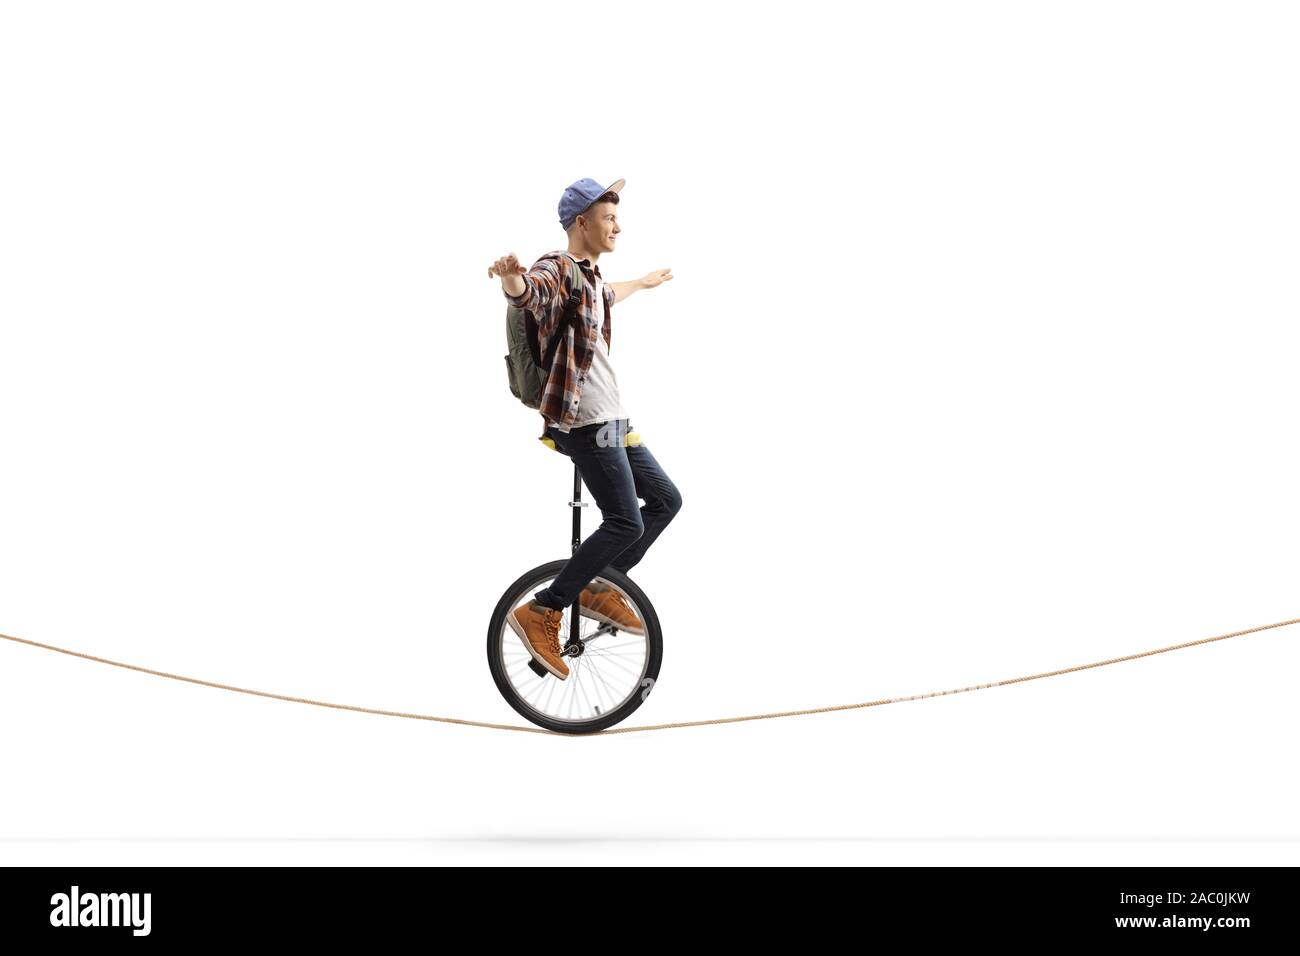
{"left": 487, "top": 177, "right": 682, "bottom": 680}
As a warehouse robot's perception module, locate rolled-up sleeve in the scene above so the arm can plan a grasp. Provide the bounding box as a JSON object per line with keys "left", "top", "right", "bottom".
{"left": 504, "top": 256, "right": 564, "bottom": 315}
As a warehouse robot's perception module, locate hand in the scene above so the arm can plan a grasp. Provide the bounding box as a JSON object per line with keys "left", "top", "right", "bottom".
{"left": 488, "top": 253, "right": 527, "bottom": 279}
{"left": 642, "top": 268, "right": 673, "bottom": 289}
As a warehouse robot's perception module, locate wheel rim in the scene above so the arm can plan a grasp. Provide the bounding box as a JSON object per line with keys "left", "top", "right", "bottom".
{"left": 497, "top": 573, "right": 652, "bottom": 726}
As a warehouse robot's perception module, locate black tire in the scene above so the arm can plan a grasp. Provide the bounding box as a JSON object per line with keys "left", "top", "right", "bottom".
{"left": 487, "top": 559, "right": 663, "bottom": 734}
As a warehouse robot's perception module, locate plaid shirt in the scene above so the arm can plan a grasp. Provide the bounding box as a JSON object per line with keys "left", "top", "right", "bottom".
{"left": 505, "top": 250, "right": 615, "bottom": 440}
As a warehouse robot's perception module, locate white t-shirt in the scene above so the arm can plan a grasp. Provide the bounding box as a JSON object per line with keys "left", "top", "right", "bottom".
{"left": 555, "top": 262, "right": 629, "bottom": 432}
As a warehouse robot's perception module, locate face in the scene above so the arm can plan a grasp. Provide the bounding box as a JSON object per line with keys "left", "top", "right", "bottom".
{"left": 578, "top": 201, "right": 620, "bottom": 251}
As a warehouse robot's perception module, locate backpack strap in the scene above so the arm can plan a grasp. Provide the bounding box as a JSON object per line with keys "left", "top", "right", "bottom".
{"left": 528, "top": 252, "right": 586, "bottom": 440}
{"left": 537, "top": 252, "right": 585, "bottom": 376}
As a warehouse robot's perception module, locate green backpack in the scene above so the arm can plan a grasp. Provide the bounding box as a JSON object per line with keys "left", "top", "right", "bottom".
{"left": 503, "top": 252, "right": 585, "bottom": 409}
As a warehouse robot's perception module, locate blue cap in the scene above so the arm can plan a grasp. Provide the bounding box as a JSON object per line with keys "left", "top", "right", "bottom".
{"left": 558, "top": 177, "right": 625, "bottom": 230}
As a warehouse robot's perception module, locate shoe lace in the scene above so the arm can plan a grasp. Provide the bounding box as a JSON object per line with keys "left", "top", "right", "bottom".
{"left": 587, "top": 586, "right": 637, "bottom": 621}
{"left": 543, "top": 609, "right": 564, "bottom": 655}
{"left": 608, "top": 589, "right": 640, "bottom": 620}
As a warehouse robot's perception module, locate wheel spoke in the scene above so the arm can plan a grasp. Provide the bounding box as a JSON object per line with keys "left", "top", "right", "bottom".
{"left": 492, "top": 573, "right": 657, "bottom": 730}
{"left": 580, "top": 647, "right": 644, "bottom": 681}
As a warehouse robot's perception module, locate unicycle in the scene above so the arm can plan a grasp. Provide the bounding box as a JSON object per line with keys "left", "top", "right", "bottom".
{"left": 487, "top": 428, "right": 663, "bottom": 734}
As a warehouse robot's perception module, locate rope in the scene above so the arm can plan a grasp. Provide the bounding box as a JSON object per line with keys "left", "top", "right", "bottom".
{"left": 2, "top": 615, "right": 1297, "bottom": 736}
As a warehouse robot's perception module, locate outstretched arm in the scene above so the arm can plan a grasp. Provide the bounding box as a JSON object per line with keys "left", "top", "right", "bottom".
{"left": 488, "top": 253, "right": 563, "bottom": 315}
{"left": 611, "top": 268, "right": 673, "bottom": 305}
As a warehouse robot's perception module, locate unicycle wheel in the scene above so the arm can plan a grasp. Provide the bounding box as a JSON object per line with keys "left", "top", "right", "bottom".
{"left": 487, "top": 559, "right": 663, "bottom": 734}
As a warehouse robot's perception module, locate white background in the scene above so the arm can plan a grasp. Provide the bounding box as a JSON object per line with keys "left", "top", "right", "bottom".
{"left": 2, "top": 0, "right": 1297, "bottom": 866}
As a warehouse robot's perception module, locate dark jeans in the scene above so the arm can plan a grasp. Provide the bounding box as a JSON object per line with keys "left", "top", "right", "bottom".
{"left": 533, "top": 418, "right": 683, "bottom": 610}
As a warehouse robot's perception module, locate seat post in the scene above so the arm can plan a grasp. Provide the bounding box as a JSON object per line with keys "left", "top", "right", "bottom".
{"left": 568, "top": 461, "right": 586, "bottom": 643}
{"left": 570, "top": 461, "right": 583, "bottom": 554}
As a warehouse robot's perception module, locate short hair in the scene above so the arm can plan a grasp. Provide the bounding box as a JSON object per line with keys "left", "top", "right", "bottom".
{"left": 568, "top": 191, "right": 620, "bottom": 232}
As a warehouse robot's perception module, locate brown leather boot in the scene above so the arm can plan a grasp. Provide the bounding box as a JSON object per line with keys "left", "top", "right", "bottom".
{"left": 508, "top": 600, "right": 569, "bottom": 679}
{"left": 579, "top": 583, "right": 645, "bottom": 635}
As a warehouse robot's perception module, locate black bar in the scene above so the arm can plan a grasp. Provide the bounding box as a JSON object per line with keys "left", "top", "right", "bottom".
{"left": 0, "top": 865, "right": 1295, "bottom": 944}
